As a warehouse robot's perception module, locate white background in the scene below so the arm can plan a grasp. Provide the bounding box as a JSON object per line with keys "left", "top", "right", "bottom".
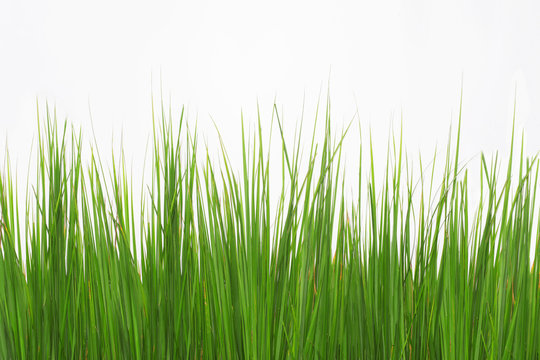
{"left": 1, "top": 0, "right": 540, "bottom": 233}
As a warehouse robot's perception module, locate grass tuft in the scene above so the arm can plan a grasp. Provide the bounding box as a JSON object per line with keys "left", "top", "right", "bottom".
{"left": 1, "top": 98, "right": 539, "bottom": 358}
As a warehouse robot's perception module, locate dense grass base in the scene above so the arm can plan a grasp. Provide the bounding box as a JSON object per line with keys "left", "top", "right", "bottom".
{"left": 1, "top": 99, "right": 540, "bottom": 359}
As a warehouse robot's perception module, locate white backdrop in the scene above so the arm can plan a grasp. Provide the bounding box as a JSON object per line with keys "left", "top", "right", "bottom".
{"left": 1, "top": 1, "right": 540, "bottom": 244}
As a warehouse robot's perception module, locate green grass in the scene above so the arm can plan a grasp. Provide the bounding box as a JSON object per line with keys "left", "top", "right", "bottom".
{"left": 1, "top": 95, "right": 539, "bottom": 359}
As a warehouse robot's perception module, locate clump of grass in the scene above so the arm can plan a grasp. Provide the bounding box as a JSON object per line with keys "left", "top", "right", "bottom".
{"left": 1, "top": 95, "right": 539, "bottom": 359}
